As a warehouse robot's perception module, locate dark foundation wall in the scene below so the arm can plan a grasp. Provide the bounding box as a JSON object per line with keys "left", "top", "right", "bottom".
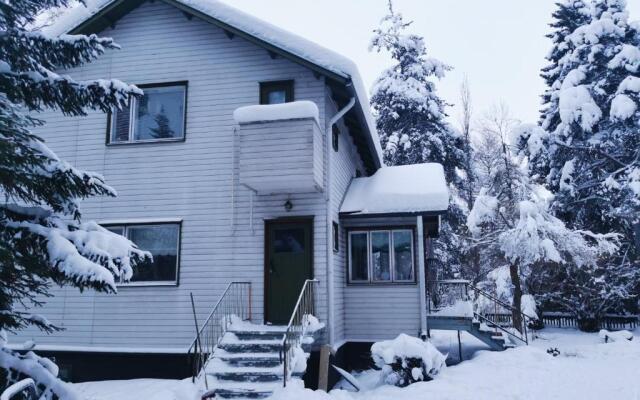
{"left": 35, "top": 351, "right": 192, "bottom": 383}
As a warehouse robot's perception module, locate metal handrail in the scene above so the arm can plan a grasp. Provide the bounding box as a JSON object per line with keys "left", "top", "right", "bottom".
{"left": 467, "top": 283, "right": 532, "bottom": 345}
{"left": 280, "top": 279, "right": 318, "bottom": 387}
{"left": 426, "top": 280, "right": 533, "bottom": 345}
{"left": 187, "top": 281, "right": 252, "bottom": 386}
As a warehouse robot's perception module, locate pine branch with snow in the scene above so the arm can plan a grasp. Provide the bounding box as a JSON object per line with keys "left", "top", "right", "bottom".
{"left": 515, "top": 0, "right": 640, "bottom": 319}
{"left": 1, "top": 1, "right": 150, "bottom": 398}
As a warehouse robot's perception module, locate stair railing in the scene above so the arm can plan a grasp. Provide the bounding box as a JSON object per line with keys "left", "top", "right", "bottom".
{"left": 187, "top": 281, "right": 252, "bottom": 385}
{"left": 280, "top": 279, "right": 318, "bottom": 387}
{"left": 468, "top": 284, "right": 536, "bottom": 345}
{"left": 426, "top": 280, "right": 535, "bottom": 345}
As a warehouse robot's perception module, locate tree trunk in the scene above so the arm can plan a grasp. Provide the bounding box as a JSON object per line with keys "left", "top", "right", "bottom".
{"left": 509, "top": 262, "right": 523, "bottom": 333}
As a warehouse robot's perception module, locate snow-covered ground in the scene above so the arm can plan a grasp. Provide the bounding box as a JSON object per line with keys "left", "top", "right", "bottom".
{"left": 72, "top": 328, "right": 640, "bottom": 400}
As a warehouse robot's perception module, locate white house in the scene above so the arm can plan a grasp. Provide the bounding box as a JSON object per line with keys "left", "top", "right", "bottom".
{"left": 11, "top": 0, "right": 456, "bottom": 394}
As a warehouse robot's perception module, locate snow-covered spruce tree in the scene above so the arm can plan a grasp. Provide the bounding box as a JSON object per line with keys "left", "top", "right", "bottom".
{"left": 468, "top": 126, "right": 618, "bottom": 332}
{"left": 370, "top": 1, "right": 470, "bottom": 278}
{"left": 0, "top": 1, "right": 150, "bottom": 397}
{"left": 517, "top": 0, "right": 640, "bottom": 320}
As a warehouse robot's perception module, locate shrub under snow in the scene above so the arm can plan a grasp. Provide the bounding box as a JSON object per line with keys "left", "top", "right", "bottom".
{"left": 371, "top": 334, "right": 446, "bottom": 387}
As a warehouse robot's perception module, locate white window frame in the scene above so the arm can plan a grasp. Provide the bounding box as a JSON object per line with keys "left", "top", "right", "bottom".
{"left": 109, "top": 84, "right": 187, "bottom": 144}
{"left": 105, "top": 222, "right": 181, "bottom": 287}
{"left": 348, "top": 229, "right": 415, "bottom": 284}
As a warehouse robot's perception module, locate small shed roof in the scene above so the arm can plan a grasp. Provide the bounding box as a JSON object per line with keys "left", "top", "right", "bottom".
{"left": 340, "top": 163, "right": 449, "bottom": 217}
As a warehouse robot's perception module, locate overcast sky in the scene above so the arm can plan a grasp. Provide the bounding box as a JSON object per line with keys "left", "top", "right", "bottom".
{"left": 224, "top": 0, "right": 639, "bottom": 127}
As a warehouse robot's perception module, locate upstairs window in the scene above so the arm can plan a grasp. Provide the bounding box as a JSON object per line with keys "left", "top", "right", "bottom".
{"left": 105, "top": 223, "right": 181, "bottom": 285}
{"left": 348, "top": 229, "right": 415, "bottom": 284}
{"left": 260, "top": 80, "right": 294, "bottom": 105}
{"left": 109, "top": 82, "right": 187, "bottom": 144}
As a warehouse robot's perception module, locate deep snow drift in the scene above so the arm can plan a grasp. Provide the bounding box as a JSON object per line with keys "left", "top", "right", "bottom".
{"left": 71, "top": 328, "right": 639, "bottom": 400}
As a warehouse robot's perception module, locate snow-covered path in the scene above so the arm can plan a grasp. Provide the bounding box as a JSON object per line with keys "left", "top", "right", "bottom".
{"left": 72, "top": 328, "right": 640, "bottom": 400}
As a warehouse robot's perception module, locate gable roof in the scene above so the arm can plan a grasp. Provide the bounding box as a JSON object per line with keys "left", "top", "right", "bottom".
{"left": 49, "top": 0, "right": 383, "bottom": 172}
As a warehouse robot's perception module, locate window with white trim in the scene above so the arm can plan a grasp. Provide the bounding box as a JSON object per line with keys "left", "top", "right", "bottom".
{"left": 348, "top": 229, "right": 415, "bottom": 283}
{"left": 109, "top": 82, "right": 186, "bottom": 144}
{"left": 105, "top": 223, "right": 180, "bottom": 285}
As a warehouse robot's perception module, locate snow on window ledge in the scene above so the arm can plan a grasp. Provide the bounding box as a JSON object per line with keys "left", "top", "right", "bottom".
{"left": 233, "top": 100, "right": 320, "bottom": 125}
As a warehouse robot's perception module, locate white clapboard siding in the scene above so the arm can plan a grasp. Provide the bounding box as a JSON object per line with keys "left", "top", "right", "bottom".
{"left": 238, "top": 118, "right": 323, "bottom": 194}
{"left": 10, "top": 0, "right": 332, "bottom": 351}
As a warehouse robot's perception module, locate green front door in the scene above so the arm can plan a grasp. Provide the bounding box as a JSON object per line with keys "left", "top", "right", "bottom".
{"left": 265, "top": 219, "right": 313, "bottom": 324}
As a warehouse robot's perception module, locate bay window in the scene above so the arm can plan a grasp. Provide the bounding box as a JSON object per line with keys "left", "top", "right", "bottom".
{"left": 348, "top": 229, "right": 415, "bottom": 283}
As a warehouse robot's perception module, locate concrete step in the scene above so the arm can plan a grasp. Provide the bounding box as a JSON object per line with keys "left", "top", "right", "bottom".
{"left": 228, "top": 330, "right": 286, "bottom": 341}
{"left": 218, "top": 342, "right": 282, "bottom": 354}
{"left": 208, "top": 370, "right": 304, "bottom": 382}
{"left": 217, "top": 356, "right": 282, "bottom": 368}
{"left": 210, "top": 388, "right": 274, "bottom": 399}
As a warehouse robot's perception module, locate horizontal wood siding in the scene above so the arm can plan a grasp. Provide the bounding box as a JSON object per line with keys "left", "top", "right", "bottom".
{"left": 344, "top": 285, "right": 421, "bottom": 341}
{"left": 238, "top": 118, "right": 323, "bottom": 193}
{"left": 325, "top": 91, "right": 367, "bottom": 345}
{"left": 10, "top": 0, "right": 329, "bottom": 351}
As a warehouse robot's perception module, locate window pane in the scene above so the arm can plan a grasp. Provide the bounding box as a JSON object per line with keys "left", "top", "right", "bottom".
{"left": 128, "top": 225, "right": 179, "bottom": 282}
{"left": 371, "top": 231, "right": 391, "bottom": 281}
{"left": 274, "top": 228, "right": 305, "bottom": 254}
{"left": 111, "top": 104, "right": 131, "bottom": 143}
{"left": 393, "top": 231, "right": 413, "bottom": 281}
{"left": 350, "top": 233, "right": 368, "bottom": 281}
{"left": 134, "top": 86, "right": 185, "bottom": 141}
{"left": 105, "top": 226, "right": 124, "bottom": 236}
{"left": 266, "top": 89, "right": 287, "bottom": 104}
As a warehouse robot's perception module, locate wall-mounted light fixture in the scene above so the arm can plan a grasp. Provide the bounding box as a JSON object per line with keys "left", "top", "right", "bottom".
{"left": 284, "top": 199, "right": 293, "bottom": 212}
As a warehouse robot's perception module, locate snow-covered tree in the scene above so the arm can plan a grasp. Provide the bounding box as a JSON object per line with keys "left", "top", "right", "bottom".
{"left": 517, "top": 0, "right": 640, "bottom": 318}
{"left": 1, "top": 1, "right": 150, "bottom": 397}
{"left": 468, "top": 125, "right": 618, "bottom": 331}
{"left": 370, "top": 1, "right": 470, "bottom": 278}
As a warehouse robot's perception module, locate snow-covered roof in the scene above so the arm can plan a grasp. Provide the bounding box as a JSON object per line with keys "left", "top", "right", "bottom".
{"left": 233, "top": 101, "right": 319, "bottom": 125}
{"left": 48, "top": 0, "right": 383, "bottom": 167}
{"left": 340, "top": 163, "right": 449, "bottom": 216}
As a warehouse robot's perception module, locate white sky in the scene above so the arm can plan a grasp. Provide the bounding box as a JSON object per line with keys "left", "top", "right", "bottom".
{"left": 223, "top": 0, "right": 639, "bottom": 126}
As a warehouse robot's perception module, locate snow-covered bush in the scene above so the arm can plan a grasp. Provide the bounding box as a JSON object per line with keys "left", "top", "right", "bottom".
{"left": 371, "top": 334, "right": 446, "bottom": 387}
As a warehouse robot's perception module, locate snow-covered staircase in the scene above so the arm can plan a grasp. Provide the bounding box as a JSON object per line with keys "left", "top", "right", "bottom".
{"left": 201, "top": 326, "right": 304, "bottom": 399}
{"left": 468, "top": 320, "right": 515, "bottom": 351}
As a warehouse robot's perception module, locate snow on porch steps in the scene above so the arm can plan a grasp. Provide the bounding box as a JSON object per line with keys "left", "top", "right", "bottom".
{"left": 201, "top": 326, "right": 305, "bottom": 400}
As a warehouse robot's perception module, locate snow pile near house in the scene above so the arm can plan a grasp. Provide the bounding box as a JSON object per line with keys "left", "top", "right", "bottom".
{"left": 371, "top": 334, "right": 446, "bottom": 387}
{"left": 233, "top": 101, "right": 319, "bottom": 125}
{"left": 73, "top": 378, "right": 200, "bottom": 400}
{"left": 302, "top": 314, "right": 325, "bottom": 334}
{"left": 341, "top": 163, "right": 449, "bottom": 215}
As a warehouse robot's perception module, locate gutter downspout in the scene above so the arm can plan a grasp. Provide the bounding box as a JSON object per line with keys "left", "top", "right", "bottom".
{"left": 417, "top": 216, "right": 428, "bottom": 339}
{"left": 326, "top": 95, "right": 356, "bottom": 346}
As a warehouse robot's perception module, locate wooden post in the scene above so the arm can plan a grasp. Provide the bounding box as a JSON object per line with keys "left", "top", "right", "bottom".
{"left": 318, "top": 345, "right": 332, "bottom": 391}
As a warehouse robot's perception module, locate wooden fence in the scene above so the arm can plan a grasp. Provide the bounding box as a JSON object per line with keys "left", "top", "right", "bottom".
{"left": 483, "top": 312, "right": 639, "bottom": 331}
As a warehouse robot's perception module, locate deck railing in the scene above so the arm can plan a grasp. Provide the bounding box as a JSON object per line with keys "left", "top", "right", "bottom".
{"left": 427, "top": 280, "right": 535, "bottom": 345}
{"left": 280, "top": 279, "right": 318, "bottom": 387}
{"left": 187, "top": 281, "right": 252, "bottom": 386}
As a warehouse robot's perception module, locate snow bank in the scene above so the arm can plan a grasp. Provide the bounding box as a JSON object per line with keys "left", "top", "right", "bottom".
{"left": 599, "top": 329, "right": 633, "bottom": 343}
{"left": 340, "top": 163, "right": 449, "bottom": 215}
{"left": 233, "top": 101, "right": 319, "bottom": 125}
